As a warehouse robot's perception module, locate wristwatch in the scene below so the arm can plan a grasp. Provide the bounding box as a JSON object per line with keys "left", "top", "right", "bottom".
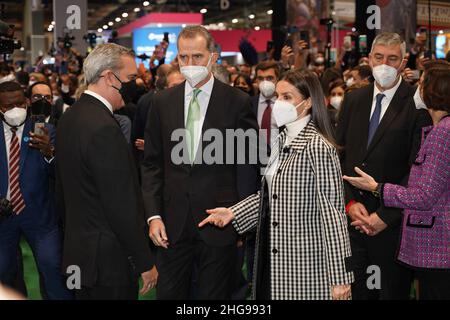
{"left": 372, "top": 183, "right": 382, "bottom": 198}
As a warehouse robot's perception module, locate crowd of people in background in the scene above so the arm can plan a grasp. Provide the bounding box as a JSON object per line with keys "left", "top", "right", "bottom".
{"left": 0, "top": 26, "right": 449, "bottom": 300}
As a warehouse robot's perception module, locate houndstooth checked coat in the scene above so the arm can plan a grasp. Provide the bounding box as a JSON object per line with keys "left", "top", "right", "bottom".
{"left": 231, "top": 121, "right": 354, "bottom": 300}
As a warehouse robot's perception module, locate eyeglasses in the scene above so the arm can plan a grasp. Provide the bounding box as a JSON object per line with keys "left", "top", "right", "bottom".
{"left": 31, "top": 94, "right": 52, "bottom": 103}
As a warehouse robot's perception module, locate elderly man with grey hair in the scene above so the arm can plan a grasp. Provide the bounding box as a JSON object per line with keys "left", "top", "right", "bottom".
{"left": 336, "top": 32, "right": 432, "bottom": 300}
{"left": 55, "top": 43, "right": 157, "bottom": 300}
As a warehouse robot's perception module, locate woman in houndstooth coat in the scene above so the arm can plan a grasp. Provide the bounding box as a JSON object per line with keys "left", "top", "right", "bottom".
{"left": 200, "top": 69, "right": 354, "bottom": 300}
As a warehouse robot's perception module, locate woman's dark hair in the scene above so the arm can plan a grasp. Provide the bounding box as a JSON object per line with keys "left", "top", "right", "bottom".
{"left": 422, "top": 60, "right": 450, "bottom": 113}
{"left": 328, "top": 79, "right": 346, "bottom": 96}
{"left": 281, "top": 69, "right": 336, "bottom": 146}
{"left": 233, "top": 73, "right": 255, "bottom": 96}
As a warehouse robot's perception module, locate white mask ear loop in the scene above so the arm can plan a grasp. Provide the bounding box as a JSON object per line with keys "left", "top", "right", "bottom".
{"left": 296, "top": 98, "right": 312, "bottom": 119}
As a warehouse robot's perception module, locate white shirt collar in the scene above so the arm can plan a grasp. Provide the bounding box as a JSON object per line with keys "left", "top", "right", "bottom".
{"left": 185, "top": 74, "right": 215, "bottom": 97}
{"left": 373, "top": 76, "right": 402, "bottom": 102}
{"left": 259, "top": 93, "right": 276, "bottom": 104}
{"left": 84, "top": 90, "right": 114, "bottom": 114}
{"left": 285, "top": 114, "right": 312, "bottom": 138}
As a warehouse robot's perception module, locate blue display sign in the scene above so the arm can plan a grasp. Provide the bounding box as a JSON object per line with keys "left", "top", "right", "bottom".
{"left": 133, "top": 27, "right": 181, "bottom": 68}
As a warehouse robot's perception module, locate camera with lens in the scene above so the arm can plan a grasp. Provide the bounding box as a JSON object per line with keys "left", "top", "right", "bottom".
{"left": 0, "top": 20, "right": 22, "bottom": 54}
{"left": 0, "top": 198, "right": 13, "bottom": 221}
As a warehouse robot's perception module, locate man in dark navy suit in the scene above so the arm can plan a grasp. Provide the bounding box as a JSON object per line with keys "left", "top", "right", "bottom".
{"left": 0, "top": 81, "right": 71, "bottom": 299}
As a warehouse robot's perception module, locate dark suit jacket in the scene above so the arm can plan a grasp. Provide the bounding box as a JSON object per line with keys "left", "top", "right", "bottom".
{"left": 141, "top": 78, "right": 259, "bottom": 246}
{"left": 336, "top": 81, "right": 432, "bottom": 228}
{"left": 0, "top": 119, "right": 56, "bottom": 229}
{"left": 56, "top": 93, "right": 153, "bottom": 287}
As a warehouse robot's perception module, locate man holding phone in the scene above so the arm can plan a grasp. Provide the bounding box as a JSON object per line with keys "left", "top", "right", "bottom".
{"left": 0, "top": 81, "right": 71, "bottom": 299}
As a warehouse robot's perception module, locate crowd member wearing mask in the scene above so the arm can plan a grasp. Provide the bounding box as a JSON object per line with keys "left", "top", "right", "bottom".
{"left": 253, "top": 61, "right": 281, "bottom": 155}
{"left": 28, "top": 82, "right": 56, "bottom": 126}
{"left": 56, "top": 44, "right": 156, "bottom": 300}
{"left": 327, "top": 79, "right": 346, "bottom": 128}
{"left": 336, "top": 32, "right": 432, "bottom": 300}
{"left": 344, "top": 60, "right": 450, "bottom": 300}
{"left": 199, "top": 69, "right": 354, "bottom": 300}
{"left": 0, "top": 81, "right": 72, "bottom": 300}
{"left": 142, "top": 25, "right": 258, "bottom": 299}
{"left": 233, "top": 74, "right": 254, "bottom": 96}
{"left": 346, "top": 65, "right": 372, "bottom": 88}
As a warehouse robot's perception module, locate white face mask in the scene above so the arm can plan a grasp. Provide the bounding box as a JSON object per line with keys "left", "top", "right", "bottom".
{"left": 346, "top": 77, "right": 355, "bottom": 87}
{"left": 259, "top": 80, "right": 276, "bottom": 98}
{"left": 180, "top": 54, "right": 212, "bottom": 87}
{"left": 372, "top": 64, "right": 399, "bottom": 88}
{"left": 1, "top": 107, "right": 27, "bottom": 127}
{"left": 61, "top": 84, "right": 70, "bottom": 94}
{"left": 413, "top": 86, "right": 427, "bottom": 110}
{"left": 315, "top": 57, "right": 325, "bottom": 65}
{"left": 330, "top": 96, "right": 343, "bottom": 110}
{"left": 273, "top": 99, "right": 309, "bottom": 127}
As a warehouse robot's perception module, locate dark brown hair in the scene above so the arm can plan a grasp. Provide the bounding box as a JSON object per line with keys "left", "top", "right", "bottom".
{"left": 255, "top": 61, "right": 280, "bottom": 80}
{"left": 177, "top": 25, "right": 216, "bottom": 52}
{"left": 281, "top": 69, "right": 336, "bottom": 147}
{"left": 422, "top": 61, "right": 450, "bottom": 112}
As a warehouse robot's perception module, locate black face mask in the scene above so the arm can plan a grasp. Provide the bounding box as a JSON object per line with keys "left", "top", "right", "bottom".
{"left": 112, "top": 73, "right": 138, "bottom": 104}
{"left": 31, "top": 98, "right": 52, "bottom": 118}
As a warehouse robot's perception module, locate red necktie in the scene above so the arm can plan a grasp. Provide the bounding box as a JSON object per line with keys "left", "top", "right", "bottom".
{"left": 261, "top": 100, "right": 272, "bottom": 146}
{"left": 9, "top": 127, "right": 26, "bottom": 215}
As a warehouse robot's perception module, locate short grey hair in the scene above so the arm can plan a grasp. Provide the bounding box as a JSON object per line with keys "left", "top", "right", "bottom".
{"left": 212, "top": 64, "right": 230, "bottom": 84}
{"left": 177, "top": 25, "right": 216, "bottom": 52}
{"left": 371, "top": 32, "right": 406, "bottom": 59}
{"left": 83, "top": 43, "right": 135, "bottom": 85}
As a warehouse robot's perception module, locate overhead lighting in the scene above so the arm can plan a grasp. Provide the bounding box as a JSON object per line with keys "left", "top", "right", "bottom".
{"left": 97, "top": 28, "right": 103, "bottom": 33}
{"left": 267, "top": 10, "right": 273, "bottom": 15}
{"left": 249, "top": 14, "right": 255, "bottom": 19}
{"left": 134, "top": 7, "right": 141, "bottom": 12}
{"left": 122, "top": 12, "right": 129, "bottom": 18}
{"left": 254, "top": 26, "right": 260, "bottom": 31}
{"left": 200, "top": 8, "right": 207, "bottom": 14}
{"left": 232, "top": 18, "right": 238, "bottom": 24}
{"left": 218, "top": 22, "right": 224, "bottom": 27}
{"left": 351, "top": 27, "right": 356, "bottom": 32}
{"left": 157, "top": 23, "right": 162, "bottom": 28}
{"left": 108, "top": 21, "right": 114, "bottom": 26}
{"left": 143, "top": 1, "right": 150, "bottom": 6}
{"left": 182, "top": 24, "right": 187, "bottom": 28}
{"left": 103, "top": 25, "right": 108, "bottom": 30}
{"left": 115, "top": 17, "right": 121, "bottom": 22}
{"left": 51, "top": 21, "right": 55, "bottom": 25}
{"left": 439, "top": 30, "right": 444, "bottom": 34}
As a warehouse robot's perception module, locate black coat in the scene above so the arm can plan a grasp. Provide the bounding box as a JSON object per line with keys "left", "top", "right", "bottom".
{"left": 336, "top": 81, "right": 432, "bottom": 227}
{"left": 141, "top": 78, "right": 259, "bottom": 246}
{"left": 56, "top": 93, "right": 153, "bottom": 287}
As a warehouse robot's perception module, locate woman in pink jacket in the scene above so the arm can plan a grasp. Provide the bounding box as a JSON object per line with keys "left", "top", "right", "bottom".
{"left": 344, "top": 61, "right": 450, "bottom": 300}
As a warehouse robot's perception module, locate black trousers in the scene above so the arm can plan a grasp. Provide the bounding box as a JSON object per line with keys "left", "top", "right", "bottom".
{"left": 156, "top": 211, "right": 237, "bottom": 300}
{"left": 416, "top": 269, "right": 450, "bottom": 300}
{"left": 75, "top": 283, "right": 138, "bottom": 300}
{"left": 349, "top": 226, "right": 413, "bottom": 300}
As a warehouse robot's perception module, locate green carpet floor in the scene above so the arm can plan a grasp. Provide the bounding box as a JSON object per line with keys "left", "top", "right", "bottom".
{"left": 20, "top": 238, "right": 156, "bottom": 300}
{"left": 21, "top": 239, "right": 249, "bottom": 300}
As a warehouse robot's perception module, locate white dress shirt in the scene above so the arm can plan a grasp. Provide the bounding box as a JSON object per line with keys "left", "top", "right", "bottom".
{"left": 84, "top": 90, "right": 114, "bottom": 114}
{"left": 265, "top": 115, "right": 311, "bottom": 200}
{"left": 148, "top": 75, "right": 215, "bottom": 225}
{"left": 257, "top": 94, "right": 278, "bottom": 145}
{"left": 184, "top": 75, "right": 214, "bottom": 157}
{"left": 3, "top": 122, "right": 24, "bottom": 200}
{"left": 370, "top": 77, "right": 402, "bottom": 123}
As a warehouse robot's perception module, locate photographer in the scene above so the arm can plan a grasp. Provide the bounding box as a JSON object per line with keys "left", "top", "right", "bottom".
{"left": 0, "top": 81, "right": 71, "bottom": 299}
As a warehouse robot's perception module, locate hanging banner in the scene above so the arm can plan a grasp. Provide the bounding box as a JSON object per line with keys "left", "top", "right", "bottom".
{"left": 53, "top": 0, "right": 88, "bottom": 56}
